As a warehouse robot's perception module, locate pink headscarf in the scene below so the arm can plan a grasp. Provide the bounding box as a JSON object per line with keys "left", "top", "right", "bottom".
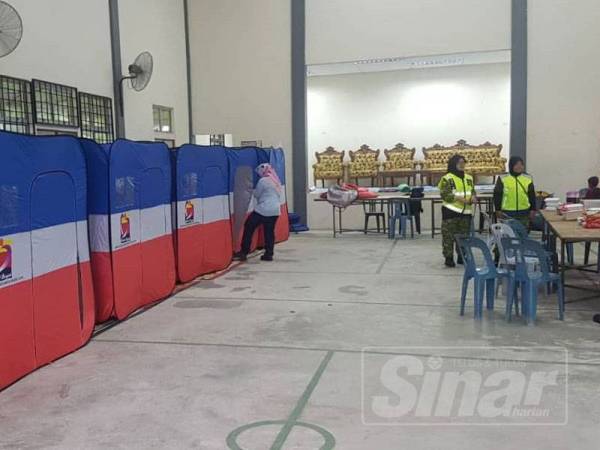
{"left": 256, "top": 163, "right": 282, "bottom": 192}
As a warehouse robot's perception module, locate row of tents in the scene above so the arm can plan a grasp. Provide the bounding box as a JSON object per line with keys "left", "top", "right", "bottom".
{"left": 0, "top": 132, "right": 289, "bottom": 390}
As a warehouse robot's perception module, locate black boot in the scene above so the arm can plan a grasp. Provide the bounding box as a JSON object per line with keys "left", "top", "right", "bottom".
{"left": 445, "top": 257, "right": 456, "bottom": 268}
{"left": 456, "top": 253, "right": 464, "bottom": 265}
{"left": 260, "top": 254, "right": 273, "bottom": 262}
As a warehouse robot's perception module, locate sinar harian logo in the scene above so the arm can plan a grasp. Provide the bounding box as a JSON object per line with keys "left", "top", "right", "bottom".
{"left": 0, "top": 239, "right": 12, "bottom": 281}
{"left": 362, "top": 347, "right": 568, "bottom": 425}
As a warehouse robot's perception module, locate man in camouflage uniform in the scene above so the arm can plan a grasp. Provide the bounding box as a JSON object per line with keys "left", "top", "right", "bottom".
{"left": 438, "top": 154, "right": 476, "bottom": 267}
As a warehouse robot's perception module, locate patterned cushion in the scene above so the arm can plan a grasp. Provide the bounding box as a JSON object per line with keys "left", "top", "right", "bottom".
{"left": 313, "top": 153, "right": 344, "bottom": 179}
{"left": 350, "top": 154, "right": 378, "bottom": 177}
{"left": 383, "top": 153, "right": 414, "bottom": 170}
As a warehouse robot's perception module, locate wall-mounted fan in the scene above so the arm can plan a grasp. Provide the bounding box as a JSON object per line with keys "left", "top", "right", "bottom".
{"left": 118, "top": 51, "right": 154, "bottom": 115}
{"left": 0, "top": 1, "right": 23, "bottom": 57}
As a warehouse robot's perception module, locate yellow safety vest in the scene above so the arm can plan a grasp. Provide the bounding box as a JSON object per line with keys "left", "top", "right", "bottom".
{"left": 500, "top": 174, "right": 532, "bottom": 211}
{"left": 439, "top": 173, "right": 474, "bottom": 215}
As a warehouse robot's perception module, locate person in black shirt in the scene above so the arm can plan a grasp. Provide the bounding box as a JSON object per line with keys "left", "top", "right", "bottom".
{"left": 582, "top": 176, "right": 600, "bottom": 199}
{"left": 493, "top": 156, "right": 537, "bottom": 229}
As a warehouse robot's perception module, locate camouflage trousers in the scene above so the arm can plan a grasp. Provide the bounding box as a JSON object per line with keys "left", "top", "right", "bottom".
{"left": 441, "top": 216, "right": 472, "bottom": 258}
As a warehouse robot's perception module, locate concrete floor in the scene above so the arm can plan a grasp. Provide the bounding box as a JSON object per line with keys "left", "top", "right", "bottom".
{"left": 1, "top": 233, "right": 600, "bottom": 449}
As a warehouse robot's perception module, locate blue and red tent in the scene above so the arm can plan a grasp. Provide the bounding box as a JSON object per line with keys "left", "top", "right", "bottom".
{"left": 227, "top": 147, "right": 260, "bottom": 253}
{"left": 0, "top": 132, "right": 95, "bottom": 389}
{"left": 258, "top": 147, "right": 290, "bottom": 243}
{"left": 173, "top": 145, "right": 232, "bottom": 282}
{"left": 81, "top": 139, "right": 175, "bottom": 322}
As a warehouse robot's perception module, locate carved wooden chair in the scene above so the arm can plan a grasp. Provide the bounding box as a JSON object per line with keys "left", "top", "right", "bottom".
{"left": 380, "top": 143, "right": 417, "bottom": 186}
{"left": 312, "top": 146, "right": 345, "bottom": 187}
{"left": 347, "top": 144, "right": 380, "bottom": 185}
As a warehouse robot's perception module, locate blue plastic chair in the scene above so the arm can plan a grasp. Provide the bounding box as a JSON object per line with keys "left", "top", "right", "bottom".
{"left": 506, "top": 218, "right": 559, "bottom": 277}
{"left": 501, "top": 238, "right": 565, "bottom": 325}
{"left": 456, "top": 236, "right": 512, "bottom": 319}
{"left": 505, "top": 219, "right": 529, "bottom": 239}
{"left": 388, "top": 199, "right": 414, "bottom": 239}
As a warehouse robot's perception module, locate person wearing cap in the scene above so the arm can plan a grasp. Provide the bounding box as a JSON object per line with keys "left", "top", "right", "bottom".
{"left": 493, "top": 156, "right": 537, "bottom": 229}
{"left": 438, "top": 154, "right": 477, "bottom": 267}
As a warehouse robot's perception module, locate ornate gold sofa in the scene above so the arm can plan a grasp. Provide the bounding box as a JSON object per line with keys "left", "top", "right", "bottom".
{"left": 419, "top": 140, "right": 506, "bottom": 184}
{"left": 313, "top": 146, "right": 345, "bottom": 186}
{"left": 380, "top": 143, "right": 418, "bottom": 186}
{"left": 347, "top": 144, "right": 380, "bottom": 185}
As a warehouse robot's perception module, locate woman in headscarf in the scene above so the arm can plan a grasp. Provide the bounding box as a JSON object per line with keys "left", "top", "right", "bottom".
{"left": 234, "top": 163, "right": 282, "bottom": 262}
{"left": 438, "top": 154, "right": 476, "bottom": 267}
{"left": 493, "top": 156, "right": 536, "bottom": 229}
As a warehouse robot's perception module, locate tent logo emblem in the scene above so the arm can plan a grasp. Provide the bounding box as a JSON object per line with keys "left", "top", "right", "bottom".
{"left": 120, "top": 213, "right": 131, "bottom": 243}
{"left": 185, "top": 200, "right": 195, "bottom": 223}
{"left": 0, "top": 239, "right": 13, "bottom": 281}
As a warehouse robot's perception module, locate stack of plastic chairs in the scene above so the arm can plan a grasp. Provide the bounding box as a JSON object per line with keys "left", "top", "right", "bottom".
{"left": 388, "top": 199, "right": 414, "bottom": 239}
{"left": 456, "top": 236, "right": 512, "bottom": 319}
{"left": 502, "top": 238, "right": 565, "bottom": 325}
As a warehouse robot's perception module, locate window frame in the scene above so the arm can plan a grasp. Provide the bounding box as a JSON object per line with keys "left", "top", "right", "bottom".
{"left": 32, "top": 78, "right": 80, "bottom": 129}
{"left": 0, "top": 75, "right": 34, "bottom": 135}
{"left": 153, "top": 104, "right": 174, "bottom": 134}
{"left": 79, "top": 92, "right": 114, "bottom": 144}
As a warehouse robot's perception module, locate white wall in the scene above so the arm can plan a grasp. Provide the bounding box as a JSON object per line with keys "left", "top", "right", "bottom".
{"left": 1, "top": 0, "right": 113, "bottom": 98}
{"left": 308, "top": 63, "right": 511, "bottom": 169}
{"left": 118, "top": 0, "right": 189, "bottom": 145}
{"left": 306, "top": 0, "right": 511, "bottom": 65}
{"left": 187, "top": 0, "right": 293, "bottom": 201}
{"left": 527, "top": 0, "right": 600, "bottom": 197}
{"left": 1, "top": 0, "right": 189, "bottom": 145}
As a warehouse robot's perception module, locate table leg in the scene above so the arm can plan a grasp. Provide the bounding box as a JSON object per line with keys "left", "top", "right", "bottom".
{"left": 560, "top": 239, "right": 566, "bottom": 286}
{"left": 481, "top": 200, "right": 486, "bottom": 232}
{"left": 431, "top": 200, "right": 436, "bottom": 239}
{"left": 332, "top": 205, "right": 337, "bottom": 238}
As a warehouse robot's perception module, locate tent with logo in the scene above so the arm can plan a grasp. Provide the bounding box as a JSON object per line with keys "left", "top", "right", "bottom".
{"left": 0, "top": 132, "right": 95, "bottom": 389}
{"left": 227, "top": 147, "right": 260, "bottom": 253}
{"left": 173, "top": 145, "right": 232, "bottom": 282}
{"left": 258, "top": 147, "right": 290, "bottom": 243}
{"left": 81, "top": 139, "right": 175, "bottom": 323}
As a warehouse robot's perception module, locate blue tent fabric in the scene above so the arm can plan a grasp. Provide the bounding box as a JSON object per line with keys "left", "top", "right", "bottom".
{"left": 227, "top": 147, "right": 260, "bottom": 252}
{"left": 81, "top": 139, "right": 176, "bottom": 322}
{"left": 0, "top": 132, "right": 95, "bottom": 389}
{"left": 173, "top": 145, "right": 232, "bottom": 282}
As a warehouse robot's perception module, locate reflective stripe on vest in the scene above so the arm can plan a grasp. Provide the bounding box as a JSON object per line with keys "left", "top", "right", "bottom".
{"left": 501, "top": 174, "right": 532, "bottom": 211}
{"left": 440, "top": 173, "right": 474, "bottom": 215}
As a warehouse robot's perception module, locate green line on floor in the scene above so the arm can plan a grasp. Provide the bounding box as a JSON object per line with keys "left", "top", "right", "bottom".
{"left": 270, "top": 350, "right": 335, "bottom": 450}
{"left": 225, "top": 350, "right": 336, "bottom": 450}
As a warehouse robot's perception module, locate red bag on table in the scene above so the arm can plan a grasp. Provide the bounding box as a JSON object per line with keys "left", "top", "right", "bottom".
{"left": 342, "top": 183, "right": 379, "bottom": 200}
{"left": 583, "top": 212, "right": 600, "bottom": 229}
